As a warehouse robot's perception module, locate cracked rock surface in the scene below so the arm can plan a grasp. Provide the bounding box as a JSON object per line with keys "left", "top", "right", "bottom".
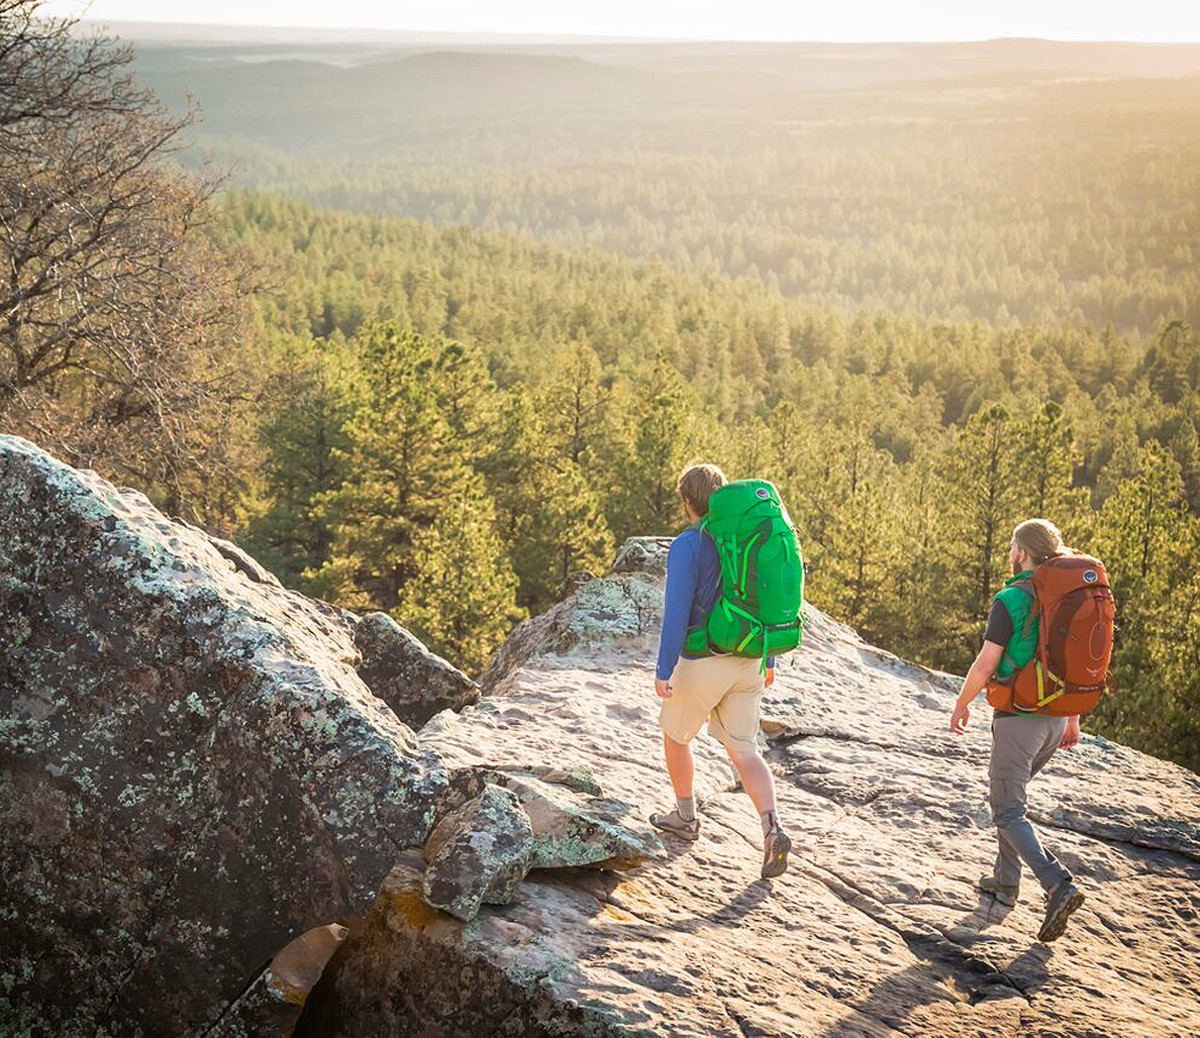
{"left": 0, "top": 436, "right": 450, "bottom": 1035}
{"left": 320, "top": 539, "right": 1200, "bottom": 1037}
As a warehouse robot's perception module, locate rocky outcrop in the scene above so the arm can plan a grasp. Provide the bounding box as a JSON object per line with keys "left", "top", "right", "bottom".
{"left": 0, "top": 436, "right": 451, "bottom": 1035}
{"left": 478, "top": 565, "right": 664, "bottom": 690}
{"left": 423, "top": 784, "right": 536, "bottom": 920}
{"left": 0, "top": 438, "right": 670, "bottom": 1036}
{"left": 316, "top": 539, "right": 1200, "bottom": 1037}
{"left": 354, "top": 611, "right": 479, "bottom": 728}
{"left": 418, "top": 765, "right": 666, "bottom": 921}
{"left": 6, "top": 436, "right": 1200, "bottom": 1037}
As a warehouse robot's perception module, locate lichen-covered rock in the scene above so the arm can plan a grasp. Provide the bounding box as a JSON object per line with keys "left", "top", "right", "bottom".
{"left": 502, "top": 771, "right": 666, "bottom": 869}
{"left": 429, "top": 764, "right": 665, "bottom": 872}
{"left": 296, "top": 863, "right": 618, "bottom": 1038}
{"left": 478, "top": 570, "right": 665, "bottom": 691}
{"left": 611, "top": 536, "right": 672, "bottom": 576}
{"left": 354, "top": 611, "right": 479, "bottom": 728}
{"left": 423, "top": 785, "right": 535, "bottom": 920}
{"left": 0, "top": 436, "right": 448, "bottom": 1036}
{"left": 209, "top": 923, "right": 349, "bottom": 1037}
{"left": 432, "top": 761, "right": 605, "bottom": 818}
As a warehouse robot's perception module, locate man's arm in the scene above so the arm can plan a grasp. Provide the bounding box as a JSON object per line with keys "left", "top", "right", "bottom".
{"left": 949, "top": 639, "right": 1004, "bottom": 734}
{"left": 655, "top": 535, "right": 698, "bottom": 697}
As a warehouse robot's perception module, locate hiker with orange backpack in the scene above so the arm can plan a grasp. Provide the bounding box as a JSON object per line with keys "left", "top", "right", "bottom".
{"left": 650, "top": 463, "right": 805, "bottom": 879}
{"left": 950, "top": 518, "right": 1115, "bottom": 942}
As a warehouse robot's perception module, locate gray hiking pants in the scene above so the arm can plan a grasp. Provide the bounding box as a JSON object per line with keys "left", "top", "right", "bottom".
{"left": 989, "top": 714, "right": 1072, "bottom": 893}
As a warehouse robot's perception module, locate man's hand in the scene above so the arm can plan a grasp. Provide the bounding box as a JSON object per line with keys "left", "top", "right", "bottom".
{"left": 1060, "top": 715, "right": 1081, "bottom": 749}
{"left": 764, "top": 666, "right": 775, "bottom": 688}
{"left": 949, "top": 701, "right": 971, "bottom": 735}
{"left": 655, "top": 678, "right": 673, "bottom": 699}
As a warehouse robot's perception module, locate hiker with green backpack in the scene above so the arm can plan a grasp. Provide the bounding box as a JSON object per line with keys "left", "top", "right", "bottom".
{"left": 949, "top": 518, "right": 1115, "bottom": 942}
{"left": 650, "top": 463, "right": 805, "bottom": 880}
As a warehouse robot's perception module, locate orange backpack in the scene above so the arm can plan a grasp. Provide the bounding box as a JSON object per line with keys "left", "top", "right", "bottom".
{"left": 986, "top": 554, "right": 1116, "bottom": 716}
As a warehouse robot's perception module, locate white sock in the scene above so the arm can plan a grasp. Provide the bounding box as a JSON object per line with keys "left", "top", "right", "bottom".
{"left": 676, "top": 796, "right": 696, "bottom": 822}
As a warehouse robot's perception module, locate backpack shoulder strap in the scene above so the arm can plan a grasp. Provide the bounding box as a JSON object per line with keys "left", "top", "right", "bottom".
{"left": 1014, "top": 577, "right": 1038, "bottom": 635}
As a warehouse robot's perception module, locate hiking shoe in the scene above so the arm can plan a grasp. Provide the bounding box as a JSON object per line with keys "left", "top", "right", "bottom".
{"left": 1037, "top": 881, "right": 1085, "bottom": 943}
{"left": 649, "top": 808, "right": 700, "bottom": 842}
{"left": 761, "top": 826, "right": 792, "bottom": 879}
{"left": 977, "top": 875, "right": 1020, "bottom": 907}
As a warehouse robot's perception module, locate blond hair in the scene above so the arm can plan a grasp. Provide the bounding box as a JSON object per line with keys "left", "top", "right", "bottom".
{"left": 1013, "top": 518, "right": 1072, "bottom": 565}
{"left": 677, "top": 463, "right": 727, "bottom": 518}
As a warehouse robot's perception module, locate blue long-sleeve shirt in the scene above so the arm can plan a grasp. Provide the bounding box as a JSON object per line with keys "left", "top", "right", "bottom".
{"left": 656, "top": 527, "right": 721, "bottom": 681}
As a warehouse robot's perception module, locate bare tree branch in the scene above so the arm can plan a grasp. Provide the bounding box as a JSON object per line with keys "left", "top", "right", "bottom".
{"left": 0, "top": 0, "right": 255, "bottom": 525}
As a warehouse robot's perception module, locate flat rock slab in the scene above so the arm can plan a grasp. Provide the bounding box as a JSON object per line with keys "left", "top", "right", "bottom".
{"left": 321, "top": 543, "right": 1200, "bottom": 1036}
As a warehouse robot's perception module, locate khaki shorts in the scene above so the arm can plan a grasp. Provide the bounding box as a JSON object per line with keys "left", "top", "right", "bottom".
{"left": 659, "top": 656, "right": 765, "bottom": 755}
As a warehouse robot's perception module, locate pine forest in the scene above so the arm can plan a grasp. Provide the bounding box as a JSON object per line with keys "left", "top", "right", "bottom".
{"left": 5, "top": 10, "right": 1200, "bottom": 770}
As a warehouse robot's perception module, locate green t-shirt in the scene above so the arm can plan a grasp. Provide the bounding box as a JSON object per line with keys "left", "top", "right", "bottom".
{"left": 992, "top": 570, "right": 1039, "bottom": 679}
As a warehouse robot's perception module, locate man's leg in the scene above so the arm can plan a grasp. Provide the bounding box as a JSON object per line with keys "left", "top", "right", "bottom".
{"left": 663, "top": 733, "right": 695, "bottom": 800}
{"left": 649, "top": 733, "right": 700, "bottom": 839}
{"left": 725, "top": 745, "right": 790, "bottom": 878}
{"left": 711, "top": 664, "right": 790, "bottom": 877}
{"left": 989, "top": 716, "right": 1072, "bottom": 893}
{"left": 653, "top": 659, "right": 725, "bottom": 840}
{"left": 993, "top": 827, "right": 1023, "bottom": 889}
{"left": 725, "top": 744, "right": 778, "bottom": 822}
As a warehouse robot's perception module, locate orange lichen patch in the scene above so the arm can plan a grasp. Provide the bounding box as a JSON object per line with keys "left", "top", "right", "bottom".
{"left": 264, "top": 975, "right": 311, "bottom": 1007}
{"left": 389, "top": 887, "right": 441, "bottom": 929}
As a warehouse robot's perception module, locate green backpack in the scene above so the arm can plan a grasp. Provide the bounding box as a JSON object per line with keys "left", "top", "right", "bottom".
{"left": 682, "top": 479, "right": 805, "bottom": 670}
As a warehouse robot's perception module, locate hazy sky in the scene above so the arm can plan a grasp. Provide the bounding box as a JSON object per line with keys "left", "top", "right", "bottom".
{"left": 41, "top": 1, "right": 1200, "bottom": 43}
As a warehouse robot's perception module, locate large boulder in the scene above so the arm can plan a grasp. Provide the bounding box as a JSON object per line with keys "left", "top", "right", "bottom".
{"left": 354, "top": 611, "right": 479, "bottom": 728}
{"left": 313, "top": 536, "right": 1200, "bottom": 1037}
{"left": 417, "top": 765, "right": 667, "bottom": 922}
{"left": 0, "top": 436, "right": 450, "bottom": 1035}
{"left": 422, "top": 785, "right": 536, "bottom": 920}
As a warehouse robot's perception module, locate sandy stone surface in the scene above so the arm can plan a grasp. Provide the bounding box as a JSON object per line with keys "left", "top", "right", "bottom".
{"left": 383, "top": 543, "right": 1200, "bottom": 1037}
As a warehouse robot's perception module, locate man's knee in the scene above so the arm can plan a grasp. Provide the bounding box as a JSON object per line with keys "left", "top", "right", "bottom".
{"left": 724, "top": 742, "right": 763, "bottom": 766}
{"left": 989, "top": 778, "right": 1028, "bottom": 829}
{"left": 991, "top": 799, "right": 1028, "bottom": 830}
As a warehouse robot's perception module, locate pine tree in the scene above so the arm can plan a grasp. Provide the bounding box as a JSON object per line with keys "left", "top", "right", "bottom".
{"left": 935, "top": 404, "right": 1024, "bottom": 665}
{"left": 309, "top": 326, "right": 468, "bottom": 609}
{"left": 607, "top": 355, "right": 705, "bottom": 540}
{"left": 1169, "top": 414, "right": 1200, "bottom": 513}
{"left": 399, "top": 473, "right": 526, "bottom": 674}
{"left": 541, "top": 341, "right": 608, "bottom": 465}
{"left": 430, "top": 337, "right": 499, "bottom": 464}
{"left": 823, "top": 478, "right": 898, "bottom": 635}
{"left": 1022, "top": 401, "right": 1079, "bottom": 516}
{"left": 243, "top": 338, "right": 356, "bottom": 587}
{"left": 1089, "top": 442, "right": 1188, "bottom": 749}
{"left": 484, "top": 383, "right": 614, "bottom": 610}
